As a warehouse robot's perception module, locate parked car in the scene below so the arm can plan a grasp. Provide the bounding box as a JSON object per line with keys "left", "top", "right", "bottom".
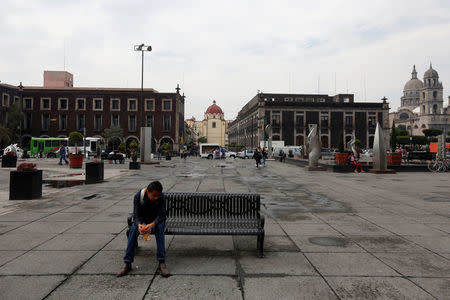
{"left": 238, "top": 149, "right": 255, "bottom": 159}
{"left": 224, "top": 150, "right": 237, "bottom": 158}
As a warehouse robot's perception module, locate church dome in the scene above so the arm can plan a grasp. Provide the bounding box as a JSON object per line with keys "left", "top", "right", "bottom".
{"left": 205, "top": 100, "right": 224, "bottom": 115}
{"left": 424, "top": 63, "right": 438, "bottom": 78}
{"left": 404, "top": 65, "right": 423, "bottom": 91}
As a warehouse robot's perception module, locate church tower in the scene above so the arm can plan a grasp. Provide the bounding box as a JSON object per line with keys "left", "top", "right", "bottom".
{"left": 420, "top": 63, "right": 444, "bottom": 115}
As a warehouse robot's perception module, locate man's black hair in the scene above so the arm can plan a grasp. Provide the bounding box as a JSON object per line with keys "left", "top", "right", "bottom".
{"left": 147, "top": 181, "right": 163, "bottom": 193}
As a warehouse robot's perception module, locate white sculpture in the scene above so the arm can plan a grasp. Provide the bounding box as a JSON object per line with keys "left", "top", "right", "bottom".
{"left": 347, "top": 131, "right": 357, "bottom": 158}
{"left": 372, "top": 122, "right": 387, "bottom": 171}
{"left": 306, "top": 124, "right": 321, "bottom": 167}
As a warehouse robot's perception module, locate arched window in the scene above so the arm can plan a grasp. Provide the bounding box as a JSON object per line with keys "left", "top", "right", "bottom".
{"left": 433, "top": 91, "right": 437, "bottom": 99}
{"left": 421, "top": 124, "right": 426, "bottom": 128}
{"left": 399, "top": 113, "right": 409, "bottom": 120}
{"left": 422, "top": 105, "right": 425, "bottom": 112}
{"left": 432, "top": 104, "right": 438, "bottom": 114}
{"left": 414, "top": 125, "right": 418, "bottom": 129}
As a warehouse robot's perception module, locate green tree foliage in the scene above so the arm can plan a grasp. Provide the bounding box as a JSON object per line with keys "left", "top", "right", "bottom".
{"left": 397, "top": 129, "right": 409, "bottom": 136}
{"left": 118, "top": 142, "right": 126, "bottom": 153}
{"left": 396, "top": 136, "right": 410, "bottom": 145}
{"left": 390, "top": 120, "right": 397, "bottom": 152}
{"left": 68, "top": 131, "right": 83, "bottom": 143}
{"left": 197, "top": 136, "right": 207, "bottom": 144}
{"left": 6, "top": 103, "right": 24, "bottom": 143}
{"left": 411, "top": 135, "right": 427, "bottom": 145}
{"left": 422, "top": 129, "right": 443, "bottom": 137}
{"left": 129, "top": 140, "right": 138, "bottom": 149}
{"left": 0, "top": 126, "right": 11, "bottom": 148}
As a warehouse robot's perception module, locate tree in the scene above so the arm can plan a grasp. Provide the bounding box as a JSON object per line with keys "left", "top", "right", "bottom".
{"left": 0, "top": 126, "right": 11, "bottom": 148}
{"left": 68, "top": 131, "right": 83, "bottom": 154}
{"left": 103, "top": 126, "right": 123, "bottom": 150}
{"left": 6, "top": 103, "right": 24, "bottom": 143}
{"left": 422, "top": 129, "right": 443, "bottom": 137}
{"left": 118, "top": 142, "right": 126, "bottom": 153}
{"left": 396, "top": 136, "right": 410, "bottom": 145}
{"left": 390, "top": 120, "right": 397, "bottom": 152}
{"left": 197, "top": 136, "right": 207, "bottom": 144}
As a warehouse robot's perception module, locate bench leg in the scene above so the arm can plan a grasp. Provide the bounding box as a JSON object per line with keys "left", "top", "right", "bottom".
{"left": 257, "top": 233, "right": 264, "bottom": 258}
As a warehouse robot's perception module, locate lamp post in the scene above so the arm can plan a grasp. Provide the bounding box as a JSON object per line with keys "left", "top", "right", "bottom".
{"left": 134, "top": 44, "right": 152, "bottom": 129}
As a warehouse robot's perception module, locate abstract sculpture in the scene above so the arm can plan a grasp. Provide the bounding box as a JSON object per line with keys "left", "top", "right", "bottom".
{"left": 306, "top": 124, "right": 321, "bottom": 168}
{"left": 369, "top": 122, "right": 395, "bottom": 173}
{"left": 347, "top": 131, "right": 357, "bottom": 158}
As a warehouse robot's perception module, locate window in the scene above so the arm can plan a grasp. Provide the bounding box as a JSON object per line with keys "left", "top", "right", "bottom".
{"left": 318, "top": 98, "right": 326, "bottom": 102}
{"left": 272, "top": 115, "right": 280, "bottom": 127}
{"left": 320, "top": 115, "right": 329, "bottom": 128}
{"left": 146, "top": 115, "right": 153, "bottom": 127}
{"left": 345, "top": 116, "right": 353, "bottom": 127}
{"left": 128, "top": 99, "right": 137, "bottom": 111}
{"left": 343, "top": 97, "right": 350, "bottom": 103}
{"left": 212, "top": 122, "right": 216, "bottom": 128}
{"left": 93, "top": 98, "right": 103, "bottom": 111}
{"left": 13, "top": 96, "right": 20, "bottom": 104}
{"left": 296, "top": 115, "right": 304, "bottom": 128}
{"left": 58, "top": 98, "right": 68, "bottom": 110}
{"left": 284, "top": 97, "right": 293, "bottom": 102}
{"left": 76, "top": 98, "right": 85, "bottom": 110}
{"left": 41, "top": 98, "right": 51, "bottom": 110}
{"left": 111, "top": 114, "right": 119, "bottom": 127}
{"left": 94, "top": 114, "right": 102, "bottom": 131}
{"left": 24, "top": 113, "right": 32, "bottom": 130}
{"left": 59, "top": 114, "right": 67, "bottom": 130}
{"left": 433, "top": 91, "right": 437, "bottom": 99}
{"left": 368, "top": 116, "right": 376, "bottom": 128}
{"left": 24, "top": 97, "right": 33, "bottom": 110}
{"left": 163, "top": 115, "right": 171, "bottom": 131}
{"left": 129, "top": 115, "right": 136, "bottom": 131}
{"left": 77, "top": 114, "right": 85, "bottom": 131}
{"left": 163, "top": 99, "right": 172, "bottom": 111}
{"left": 2, "top": 93, "right": 10, "bottom": 107}
{"left": 110, "top": 98, "right": 120, "bottom": 111}
{"left": 42, "top": 114, "right": 50, "bottom": 130}
{"left": 145, "top": 99, "right": 154, "bottom": 111}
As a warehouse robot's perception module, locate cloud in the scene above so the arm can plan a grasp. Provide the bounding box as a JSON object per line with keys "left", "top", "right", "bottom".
{"left": 0, "top": 0, "right": 450, "bottom": 120}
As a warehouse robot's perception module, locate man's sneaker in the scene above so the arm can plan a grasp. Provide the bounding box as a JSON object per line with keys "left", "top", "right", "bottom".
{"left": 117, "top": 262, "right": 131, "bottom": 277}
{"left": 158, "top": 262, "right": 170, "bottom": 277}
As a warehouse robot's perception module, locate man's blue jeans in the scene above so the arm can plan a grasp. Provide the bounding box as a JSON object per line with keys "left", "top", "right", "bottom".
{"left": 59, "top": 154, "right": 68, "bottom": 165}
{"left": 124, "top": 221, "right": 166, "bottom": 263}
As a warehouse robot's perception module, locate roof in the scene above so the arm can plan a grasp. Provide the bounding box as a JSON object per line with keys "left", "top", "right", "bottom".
{"left": 205, "top": 100, "right": 224, "bottom": 114}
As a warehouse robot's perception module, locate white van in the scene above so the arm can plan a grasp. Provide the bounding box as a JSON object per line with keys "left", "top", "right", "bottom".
{"left": 273, "top": 146, "right": 302, "bottom": 157}
{"left": 199, "top": 143, "right": 221, "bottom": 159}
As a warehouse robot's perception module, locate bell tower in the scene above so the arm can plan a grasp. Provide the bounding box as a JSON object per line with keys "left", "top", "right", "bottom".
{"left": 421, "top": 63, "right": 443, "bottom": 115}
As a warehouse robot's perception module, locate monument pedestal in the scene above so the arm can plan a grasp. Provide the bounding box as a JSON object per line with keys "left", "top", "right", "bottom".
{"left": 368, "top": 169, "right": 396, "bottom": 174}
{"left": 305, "top": 166, "right": 326, "bottom": 171}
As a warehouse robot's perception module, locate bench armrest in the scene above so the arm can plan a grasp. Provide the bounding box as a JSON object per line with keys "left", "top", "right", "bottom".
{"left": 259, "top": 214, "right": 265, "bottom": 230}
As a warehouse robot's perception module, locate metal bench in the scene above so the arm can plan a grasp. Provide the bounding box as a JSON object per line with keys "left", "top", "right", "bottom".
{"left": 127, "top": 192, "right": 265, "bottom": 257}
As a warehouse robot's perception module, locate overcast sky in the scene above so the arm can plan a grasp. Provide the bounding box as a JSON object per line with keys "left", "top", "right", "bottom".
{"left": 1, "top": 0, "right": 449, "bottom": 120}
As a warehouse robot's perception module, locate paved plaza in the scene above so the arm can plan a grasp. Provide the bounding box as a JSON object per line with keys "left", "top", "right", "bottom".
{"left": 0, "top": 157, "right": 449, "bottom": 299}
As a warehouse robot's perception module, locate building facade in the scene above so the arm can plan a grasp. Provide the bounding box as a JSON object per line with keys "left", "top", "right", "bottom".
{"left": 389, "top": 64, "right": 450, "bottom": 135}
{"left": 0, "top": 74, "right": 185, "bottom": 152}
{"left": 228, "top": 93, "right": 390, "bottom": 149}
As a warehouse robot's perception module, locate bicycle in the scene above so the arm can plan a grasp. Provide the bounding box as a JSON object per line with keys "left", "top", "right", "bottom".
{"left": 428, "top": 158, "right": 448, "bottom": 172}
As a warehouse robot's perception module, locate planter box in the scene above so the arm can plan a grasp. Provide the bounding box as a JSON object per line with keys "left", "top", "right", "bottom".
{"left": 10, "top": 170, "right": 42, "bottom": 200}
{"left": 387, "top": 153, "right": 402, "bottom": 165}
{"left": 85, "top": 162, "right": 104, "bottom": 184}
{"left": 129, "top": 162, "right": 141, "bottom": 169}
{"left": 335, "top": 153, "right": 349, "bottom": 165}
{"left": 69, "top": 154, "right": 84, "bottom": 169}
{"left": 2, "top": 155, "right": 17, "bottom": 168}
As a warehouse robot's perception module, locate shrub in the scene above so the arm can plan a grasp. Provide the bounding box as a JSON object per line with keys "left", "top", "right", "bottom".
{"left": 129, "top": 140, "right": 138, "bottom": 149}
{"left": 118, "top": 142, "right": 126, "bottom": 153}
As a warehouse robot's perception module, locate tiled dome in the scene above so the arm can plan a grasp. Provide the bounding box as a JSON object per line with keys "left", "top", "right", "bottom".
{"left": 205, "top": 100, "right": 223, "bottom": 115}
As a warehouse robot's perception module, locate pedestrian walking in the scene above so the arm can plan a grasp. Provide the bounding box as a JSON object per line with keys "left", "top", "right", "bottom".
{"left": 262, "top": 148, "right": 268, "bottom": 166}
{"left": 59, "top": 144, "right": 68, "bottom": 165}
{"left": 157, "top": 147, "right": 162, "bottom": 160}
{"left": 253, "top": 148, "right": 262, "bottom": 168}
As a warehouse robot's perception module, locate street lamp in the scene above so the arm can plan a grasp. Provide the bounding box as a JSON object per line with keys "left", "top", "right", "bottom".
{"left": 134, "top": 44, "right": 152, "bottom": 129}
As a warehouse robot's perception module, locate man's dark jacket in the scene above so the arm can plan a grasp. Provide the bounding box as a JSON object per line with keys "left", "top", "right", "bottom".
{"left": 133, "top": 190, "right": 166, "bottom": 226}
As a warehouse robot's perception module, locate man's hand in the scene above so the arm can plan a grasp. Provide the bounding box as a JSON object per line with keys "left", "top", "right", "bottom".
{"left": 138, "top": 223, "right": 151, "bottom": 235}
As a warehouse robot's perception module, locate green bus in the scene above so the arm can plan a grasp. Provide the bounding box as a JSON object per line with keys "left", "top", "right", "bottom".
{"left": 30, "top": 137, "right": 67, "bottom": 158}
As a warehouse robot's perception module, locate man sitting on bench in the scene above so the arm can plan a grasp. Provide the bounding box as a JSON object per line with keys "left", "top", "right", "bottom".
{"left": 117, "top": 181, "right": 170, "bottom": 277}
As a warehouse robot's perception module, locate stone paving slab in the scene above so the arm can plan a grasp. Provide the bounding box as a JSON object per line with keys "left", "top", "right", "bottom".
{"left": 168, "top": 236, "right": 234, "bottom": 252}
{"left": 326, "top": 276, "right": 434, "bottom": 300}
{"left": 376, "top": 223, "right": 448, "bottom": 236}
{"left": 330, "top": 222, "right": 394, "bottom": 236}
{"left": 77, "top": 250, "right": 158, "bottom": 275}
{"left": 304, "top": 253, "right": 399, "bottom": 276}
{"left": 0, "top": 250, "right": 26, "bottom": 266}
{"left": 18, "top": 221, "right": 79, "bottom": 234}
{"left": 233, "top": 235, "right": 299, "bottom": 252}
{"left": 0, "top": 232, "right": 57, "bottom": 250}
{"left": 349, "top": 235, "right": 428, "bottom": 253}
{"left": 47, "top": 275, "right": 151, "bottom": 300}
{"left": 373, "top": 252, "right": 450, "bottom": 277}
{"left": 403, "top": 235, "right": 450, "bottom": 253}
{"left": 167, "top": 253, "right": 236, "bottom": 275}
{"left": 0, "top": 275, "right": 66, "bottom": 300}
{"left": 290, "top": 235, "right": 365, "bottom": 253}
{"left": 39, "top": 212, "right": 95, "bottom": 223}
{"left": 244, "top": 276, "right": 337, "bottom": 300}
{"left": 239, "top": 252, "right": 317, "bottom": 275}
{"left": 0, "top": 250, "right": 95, "bottom": 275}
{"left": 145, "top": 275, "right": 242, "bottom": 300}
{"left": 0, "top": 221, "right": 27, "bottom": 234}
{"left": 410, "top": 277, "right": 450, "bottom": 299}
{"left": 66, "top": 221, "right": 126, "bottom": 234}
{"left": 280, "top": 223, "right": 343, "bottom": 236}
{"left": 36, "top": 233, "right": 116, "bottom": 251}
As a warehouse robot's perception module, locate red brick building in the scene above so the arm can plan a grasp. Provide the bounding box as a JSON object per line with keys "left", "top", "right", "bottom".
{"left": 0, "top": 78, "right": 185, "bottom": 152}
